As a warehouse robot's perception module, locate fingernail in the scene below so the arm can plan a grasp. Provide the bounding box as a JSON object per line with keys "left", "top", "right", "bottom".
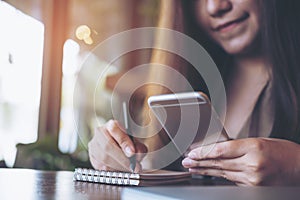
{"left": 182, "top": 158, "right": 192, "bottom": 166}
{"left": 125, "top": 146, "right": 133, "bottom": 157}
{"left": 188, "top": 152, "right": 197, "bottom": 159}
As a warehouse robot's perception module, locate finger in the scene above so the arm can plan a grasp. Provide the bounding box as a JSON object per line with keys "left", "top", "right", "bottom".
{"left": 188, "top": 168, "right": 246, "bottom": 184}
{"left": 188, "top": 140, "right": 247, "bottom": 160}
{"left": 182, "top": 157, "right": 244, "bottom": 172}
{"left": 106, "top": 120, "right": 136, "bottom": 157}
{"left": 91, "top": 128, "right": 131, "bottom": 171}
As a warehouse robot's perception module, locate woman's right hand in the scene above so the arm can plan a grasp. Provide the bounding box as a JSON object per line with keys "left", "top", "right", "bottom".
{"left": 88, "top": 120, "right": 148, "bottom": 172}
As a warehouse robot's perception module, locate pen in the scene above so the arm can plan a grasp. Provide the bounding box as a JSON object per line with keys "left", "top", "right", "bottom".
{"left": 122, "top": 101, "right": 136, "bottom": 172}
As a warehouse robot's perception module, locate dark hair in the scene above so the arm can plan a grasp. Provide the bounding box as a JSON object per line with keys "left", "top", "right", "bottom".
{"left": 262, "top": 0, "right": 300, "bottom": 143}
{"left": 182, "top": 0, "right": 300, "bottom": 143}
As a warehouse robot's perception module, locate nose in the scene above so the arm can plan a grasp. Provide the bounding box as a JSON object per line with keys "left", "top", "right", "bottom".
{"left": 206, "top": 0, "right": 232, "bottom": 17}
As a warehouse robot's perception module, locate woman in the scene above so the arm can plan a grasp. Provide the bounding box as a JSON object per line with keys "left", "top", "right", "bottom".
{"left": 88, "top": 0, "right": 300, "bottom": 185}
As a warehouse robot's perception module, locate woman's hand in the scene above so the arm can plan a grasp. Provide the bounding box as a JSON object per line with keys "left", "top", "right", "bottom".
{"left": 182, "top": 138, "right": 300, "bottom": 186}
{"left": 88, "top": 120, "right": 147, "bottom": 172}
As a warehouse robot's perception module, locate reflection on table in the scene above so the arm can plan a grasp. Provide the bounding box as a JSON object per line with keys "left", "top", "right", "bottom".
{"left": 3, "top": 168, "right": 298, "bottom": 200}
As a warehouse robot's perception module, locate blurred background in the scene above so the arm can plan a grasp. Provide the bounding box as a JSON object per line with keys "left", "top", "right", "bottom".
{"left": 0, "top": 0, "right": 159, "bottom": 170}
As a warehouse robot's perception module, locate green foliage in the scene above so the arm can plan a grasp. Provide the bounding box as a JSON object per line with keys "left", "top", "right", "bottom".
{"left": 15, "top": 135, "right": 92, "bottom": 171}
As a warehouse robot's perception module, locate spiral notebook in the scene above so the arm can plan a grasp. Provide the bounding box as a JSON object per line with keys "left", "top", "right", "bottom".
{"left": 73, "top": 168, "right": 191, "bottom": 186}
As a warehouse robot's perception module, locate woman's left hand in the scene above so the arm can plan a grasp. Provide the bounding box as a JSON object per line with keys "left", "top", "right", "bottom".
{"left": 182, "top": 138, "right": 300, "bottom": 186}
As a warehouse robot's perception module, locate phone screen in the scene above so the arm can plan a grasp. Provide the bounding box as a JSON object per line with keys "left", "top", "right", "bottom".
{"left": 148, "top": 92, "right": 228, "bottom": 154}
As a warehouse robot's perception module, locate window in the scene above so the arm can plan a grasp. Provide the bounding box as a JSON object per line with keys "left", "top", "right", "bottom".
{"left": 0, "top": 0, "right": 159, "bottom": 170}
{"left": 0, "top": 1, "right": 44, "bottom": 166}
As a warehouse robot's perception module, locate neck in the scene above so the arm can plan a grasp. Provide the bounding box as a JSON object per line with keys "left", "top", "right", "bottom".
{"left": 232, "top": 53, "right": 269, "bottom": 84}
{"left": 224, "top": 53, "right": 270, "bottom": 138}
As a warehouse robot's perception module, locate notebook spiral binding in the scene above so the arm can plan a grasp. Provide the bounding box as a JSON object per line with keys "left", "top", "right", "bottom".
{"left": 73, "top": 168, "right": 139, "bottom": 186}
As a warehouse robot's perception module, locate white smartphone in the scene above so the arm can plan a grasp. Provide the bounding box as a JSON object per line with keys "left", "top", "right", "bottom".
{"left": 148, "top": 92, "right": 229, "bottom": 155}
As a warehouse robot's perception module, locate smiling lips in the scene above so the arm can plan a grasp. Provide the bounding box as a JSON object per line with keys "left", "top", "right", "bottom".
{"left": 213, "top": 13, "right": 250, "bottom": 32}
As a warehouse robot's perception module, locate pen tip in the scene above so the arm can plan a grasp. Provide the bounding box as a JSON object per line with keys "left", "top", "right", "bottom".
{"left": 130, "top": 163, "right": 136, "bottom": 173}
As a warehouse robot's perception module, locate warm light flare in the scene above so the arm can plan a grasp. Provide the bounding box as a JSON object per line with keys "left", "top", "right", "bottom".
{"left": 83, "top": 36, "right": 93, "bottom": 45}
{"left": 75, "top": 25, "right": 93, "bottom": 45}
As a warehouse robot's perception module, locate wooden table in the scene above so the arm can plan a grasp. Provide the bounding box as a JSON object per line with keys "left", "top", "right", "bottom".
{"left": 0, "top": 168, "right": 233, "bottom": 199}
{"left": 0, "top": 168, "right": 123, "bottom": 199}
{"left": 0, "top": 168, "right": 299, "bottom": 200}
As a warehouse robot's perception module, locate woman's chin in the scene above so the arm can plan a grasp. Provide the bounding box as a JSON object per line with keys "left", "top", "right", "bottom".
{"left": 220, "top": 37, "right": 260, "bottom": 56}
{"left": 222, "top": 44, "right": 257, "bottom": 56}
